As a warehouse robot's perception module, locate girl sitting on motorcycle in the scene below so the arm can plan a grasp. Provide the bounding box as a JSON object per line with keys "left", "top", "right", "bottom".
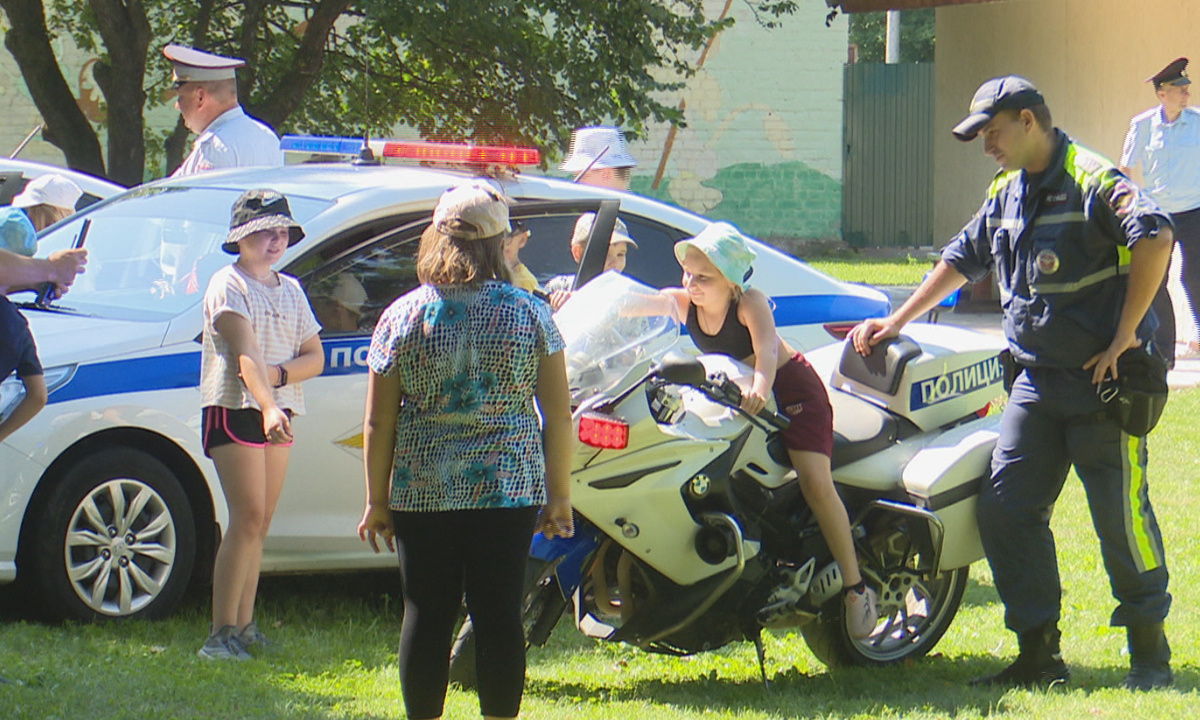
{"left": 661, "top": 222, "right": 878, "bottom": 639}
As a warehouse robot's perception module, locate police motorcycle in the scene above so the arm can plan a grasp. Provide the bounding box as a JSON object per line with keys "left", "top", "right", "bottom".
{"left": 447, "top": 270, "right": 1009, "bottom": 685}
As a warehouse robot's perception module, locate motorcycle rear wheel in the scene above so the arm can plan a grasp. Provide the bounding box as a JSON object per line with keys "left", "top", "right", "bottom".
{"left": 448, "top": 557, "right": 566, "bottom": 689}
{"left": 801, "top": 564, "right": 968, "bottom": 668}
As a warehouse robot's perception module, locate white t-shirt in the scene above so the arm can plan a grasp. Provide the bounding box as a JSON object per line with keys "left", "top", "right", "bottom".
{"left": 200, "top": 263, "right": 321, "bottom": 413}
{"left": 173, "top": 106, "right": 284, "bottom": 177}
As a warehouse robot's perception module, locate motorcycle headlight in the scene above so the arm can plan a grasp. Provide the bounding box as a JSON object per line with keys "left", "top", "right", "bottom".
{"left": 0, "top": 365, "right": 76, "bottom": 425}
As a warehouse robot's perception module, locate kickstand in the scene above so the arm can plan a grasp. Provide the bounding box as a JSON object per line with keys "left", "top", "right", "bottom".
{"left": 752, "top": 631, "right": 771, "bottom": 690}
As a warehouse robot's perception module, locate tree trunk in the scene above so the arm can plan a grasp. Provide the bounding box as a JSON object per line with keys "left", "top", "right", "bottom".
{"left": 252, "top": 0, "right": 351, "bottom": 127}
{"left": 164, "top": 117, "right": 191, "bottom": 177}
{"left": 0, "top": 0, "right": 106, "bottom": 177}
{"left": 88, "top": 0, "right": 152, "bottom": 187}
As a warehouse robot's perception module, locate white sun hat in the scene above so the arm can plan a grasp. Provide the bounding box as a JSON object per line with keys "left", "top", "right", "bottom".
{"left": 559, "top": 126, "right": 638, "bottom": 173}
{"left": 12, "top": 174, "right": 83, "bottom": 210}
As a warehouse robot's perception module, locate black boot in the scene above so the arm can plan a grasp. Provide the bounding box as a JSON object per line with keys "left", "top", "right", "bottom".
{"left": 1121, "top": 622, "right": 1173, "bottom": 691}
{"left": 970, "top": 622, "right": 1070, "bottom": 688}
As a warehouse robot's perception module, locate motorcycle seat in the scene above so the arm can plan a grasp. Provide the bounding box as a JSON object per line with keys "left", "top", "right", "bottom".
{"left": 829, "top": 389, "right": 903, "bottom": 468}
{"left": 766, "top": 388, "right": 902, "bottom": 470}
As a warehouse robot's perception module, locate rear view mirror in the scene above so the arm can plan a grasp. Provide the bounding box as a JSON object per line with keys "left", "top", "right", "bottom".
{"left": 653, "top": 351, "right": 706, "bottom": 387}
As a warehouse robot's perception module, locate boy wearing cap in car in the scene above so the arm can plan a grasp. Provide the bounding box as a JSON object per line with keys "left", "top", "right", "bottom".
{"left": 504, "top": 219, "right": 540, "bottom": 292}
{"left": 561, "top": 126, "right": 638, "bottom": 191}
{"left": 198, "top": 189, "right": 324, "bottom": 660}
{"left": 851, "top": 75, "right": 1175, "bottom": 691}
{"left": 1121, "top": 57, "right": 1200, "bottom": 362}
{"left": 544, "top": 212, "right": 638, "bottom": 309}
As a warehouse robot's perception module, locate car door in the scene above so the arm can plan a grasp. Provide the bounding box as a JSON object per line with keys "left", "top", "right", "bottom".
{"left": 273, "top": 218, "right": 428, "bottom": 570}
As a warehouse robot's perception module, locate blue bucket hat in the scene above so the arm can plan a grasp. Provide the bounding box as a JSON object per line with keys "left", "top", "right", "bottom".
{"left": 674, "top": 222, "right": 756, "bottom": 291}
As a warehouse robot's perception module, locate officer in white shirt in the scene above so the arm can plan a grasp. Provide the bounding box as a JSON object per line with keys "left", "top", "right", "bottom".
{"left": 165, "top": 44, "right": 284, "bottom": 177}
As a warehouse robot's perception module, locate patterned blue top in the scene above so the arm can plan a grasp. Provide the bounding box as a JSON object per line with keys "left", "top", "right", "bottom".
{"left": 368, "top": 280, "right": 565, "bottom": 512}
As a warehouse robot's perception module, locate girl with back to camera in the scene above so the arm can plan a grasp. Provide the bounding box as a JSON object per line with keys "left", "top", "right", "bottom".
{"left": 198, "top": 190, "right": 325, "bottom": 660}
{"left": 661, "top": 222, "right": 878, "bottom": 639}
{"left": 357, "top": 182, "right": 573, "bottom": 720}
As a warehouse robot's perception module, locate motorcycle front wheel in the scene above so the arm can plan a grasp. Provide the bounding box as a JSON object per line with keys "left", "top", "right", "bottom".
{"left": 448, "top": 557, "right": 567, "bottom": 689}
{"left": 801, "top": 563, "right": 969, "bottom": 668}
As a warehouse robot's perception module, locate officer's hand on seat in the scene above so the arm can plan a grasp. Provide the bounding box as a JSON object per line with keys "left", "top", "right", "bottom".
{"left": 850, "top": 317, "right": 900, "bottom": 356}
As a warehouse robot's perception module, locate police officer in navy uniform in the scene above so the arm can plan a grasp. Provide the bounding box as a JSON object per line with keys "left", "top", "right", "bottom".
{"left": 164, "top": 44, "right": 284, "bottom": 177}
{"left": 1122, "top": 57, "right": 1200, "bottom": 362}
{"left": 850, "top": 76, "right": 1175, "bottom": 691}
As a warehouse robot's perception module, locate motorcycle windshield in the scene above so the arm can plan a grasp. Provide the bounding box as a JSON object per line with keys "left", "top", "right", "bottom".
{"left": 554, "top": 271, "right": 680, "bottom": 401}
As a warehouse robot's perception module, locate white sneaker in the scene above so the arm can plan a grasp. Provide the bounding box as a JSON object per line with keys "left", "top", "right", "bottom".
{"left": 844, "top": 585, "right": 878, "bottom": 639}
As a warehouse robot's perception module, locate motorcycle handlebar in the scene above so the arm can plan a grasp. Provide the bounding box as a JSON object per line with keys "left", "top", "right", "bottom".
{"left": 757, "top": 407, "right": 791, "bottom": 431}
{"left": 700, "top": 374, "right": 790, "bottom": 432}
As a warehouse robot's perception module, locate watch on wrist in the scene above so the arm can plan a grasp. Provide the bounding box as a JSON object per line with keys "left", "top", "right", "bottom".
{"left": 275, "top": 364, "right": 288, "bottom": 388}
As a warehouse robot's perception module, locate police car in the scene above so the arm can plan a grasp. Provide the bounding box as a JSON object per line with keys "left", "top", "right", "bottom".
{"left": 0, "top": 137, "right": 889, "bottom": 620}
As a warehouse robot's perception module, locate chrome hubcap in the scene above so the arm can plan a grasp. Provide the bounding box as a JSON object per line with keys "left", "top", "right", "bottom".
{"left": 64, "top": 479, "right": 177, "bottom": 616}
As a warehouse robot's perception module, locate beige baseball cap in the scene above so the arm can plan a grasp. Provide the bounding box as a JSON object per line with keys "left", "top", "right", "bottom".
{"left": 570, "top": 213, "right": 637, "bottom": 249}
{"left": 433, "top": 182, "right": 512, "bottom": 241}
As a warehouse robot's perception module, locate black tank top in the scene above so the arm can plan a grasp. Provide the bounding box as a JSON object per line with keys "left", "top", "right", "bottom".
{"left": 686, "top": 300, "right": 755, "bottom": 360}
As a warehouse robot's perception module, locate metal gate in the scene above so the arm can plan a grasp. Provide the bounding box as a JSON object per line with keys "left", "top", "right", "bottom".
{"left": 842, "top": 62, "right": 934, "bottom": 248}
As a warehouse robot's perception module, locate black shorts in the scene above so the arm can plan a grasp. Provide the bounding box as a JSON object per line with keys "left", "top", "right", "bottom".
{"left": 202, "top": 406, "right": 293, "bottom": 457}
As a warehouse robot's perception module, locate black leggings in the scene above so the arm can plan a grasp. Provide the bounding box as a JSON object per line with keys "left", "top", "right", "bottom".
{"left": 392, "top": 507, "right": 539, "bottom": 720}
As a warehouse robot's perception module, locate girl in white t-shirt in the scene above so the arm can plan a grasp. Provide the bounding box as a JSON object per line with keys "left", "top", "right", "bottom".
{"left": 197, "top": 189, "right": 324, "bottom": 660}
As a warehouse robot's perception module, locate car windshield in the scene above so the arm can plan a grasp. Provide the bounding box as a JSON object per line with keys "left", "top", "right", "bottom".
{"left": 27, "top": 186, "right": 332, "bottom": 321}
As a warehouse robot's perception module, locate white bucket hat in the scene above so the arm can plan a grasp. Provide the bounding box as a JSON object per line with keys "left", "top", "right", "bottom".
{"left": 559, "top": 126, "right": 638, "bottom": 173}
{"left": 12, "top": 174, "right": 83, "bottom": 210}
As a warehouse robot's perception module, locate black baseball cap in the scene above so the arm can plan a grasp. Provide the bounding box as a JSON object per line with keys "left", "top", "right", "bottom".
{"left": 952, "top": 76, "right": 1045, "bottom": 141}
{"left": 1148, "top": 57, "right": 1190, "bottom": 89}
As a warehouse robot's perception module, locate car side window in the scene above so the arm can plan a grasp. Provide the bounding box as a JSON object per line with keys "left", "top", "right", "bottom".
{"left": 517, "top": 212, "right": 686, "bottom": 290}
{"left": 300, "top": 224, "right": 425, "bottom": 336}
{"left": 618, "top": 216, "right": 687, "bottom": 289}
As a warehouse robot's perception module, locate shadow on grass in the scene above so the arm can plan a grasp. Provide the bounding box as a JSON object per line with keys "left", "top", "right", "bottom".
{"left": 525, "top": 651, "right": 1199, "bottom": 717}
{"left": 958, "top": 576, "right": 1001, "bottom": 609}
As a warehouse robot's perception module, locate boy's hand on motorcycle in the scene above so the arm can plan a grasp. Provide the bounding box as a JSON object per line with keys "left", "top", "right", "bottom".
{"left": 538, "top": 497, "right": 574, "bottom": 538}
{"left": 357, "top": 504, "right": 395, "bottom": 553}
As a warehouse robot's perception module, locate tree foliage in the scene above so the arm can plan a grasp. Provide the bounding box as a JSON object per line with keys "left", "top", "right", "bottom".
{"left": 848, "top": 8, "right": 934, "bottom": 63}
{"left": 0, "top": 0, "right": 801, "bottom": 184}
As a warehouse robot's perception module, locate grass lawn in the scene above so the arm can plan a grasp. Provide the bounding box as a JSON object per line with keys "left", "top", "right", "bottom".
{"left": 806, "top": 256, "right": 932, "bottom": 287}
{"left": 3, "top": 389, "right": 1199, "bottom": 718}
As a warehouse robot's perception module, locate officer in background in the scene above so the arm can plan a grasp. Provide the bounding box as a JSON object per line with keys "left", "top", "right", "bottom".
{"left": 560, "top": 126, "right": 638, "bottom": 191}
{"left": 1121, "top": 57, "right": 1200, "bottom": 362}
{"left": 164, "top": 44, "right": 284, "bottom": 177}
{"left": 850, "top": 76, "right": 1175, "bottom": 691}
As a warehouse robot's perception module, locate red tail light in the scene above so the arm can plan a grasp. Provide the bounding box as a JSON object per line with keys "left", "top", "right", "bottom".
{"left": 823, "top": 322, "right": 859, "bottom": 340}
{"left": 578, "top": 413, "right": 629, "bottom": 450}
{"left": 381, "top": 141, "right": 540, "bottom": 166}
{"left": 976, "top": 403, "right": 991, "bottom": 418}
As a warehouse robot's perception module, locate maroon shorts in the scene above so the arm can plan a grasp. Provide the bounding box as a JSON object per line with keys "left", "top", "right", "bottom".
{"left": 772, "top": 353, "right": 834, "bottom": 457}
{"left": 202, "top": 406, "right": 293, "bottom": 457}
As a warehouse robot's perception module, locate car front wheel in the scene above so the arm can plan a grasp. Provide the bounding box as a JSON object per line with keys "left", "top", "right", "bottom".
{"left": 25, "top": 448, "right": 197, "bottom": 621}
